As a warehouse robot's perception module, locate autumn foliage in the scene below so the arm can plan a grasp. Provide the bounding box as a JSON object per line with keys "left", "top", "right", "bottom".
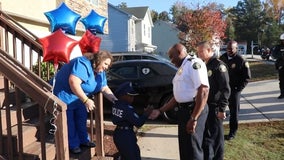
{"left": 176, "top": 4, "right": 227, "bottom": 51}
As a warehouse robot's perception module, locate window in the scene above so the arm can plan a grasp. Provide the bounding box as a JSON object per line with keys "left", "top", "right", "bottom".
{"left": 148, "top": 27, "right": 150, "bottom": 38}
{"left": 109, "top": 66, "right": 138, "bottom": 79}
{"left": 124, "top": 55, "right": 141, "bottom": 60}
{"left": 141, "top": 56, "right": 156, "bottom": 60}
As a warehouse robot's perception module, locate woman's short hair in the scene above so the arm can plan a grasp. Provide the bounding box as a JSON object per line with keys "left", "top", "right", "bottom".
{"left": 92, "top": 50, "right": 113, "bottom": 68}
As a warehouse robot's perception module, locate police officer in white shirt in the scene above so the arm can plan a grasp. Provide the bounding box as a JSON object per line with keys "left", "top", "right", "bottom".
{"left": 150, "top": 43, "right": 209, "bottom": 160}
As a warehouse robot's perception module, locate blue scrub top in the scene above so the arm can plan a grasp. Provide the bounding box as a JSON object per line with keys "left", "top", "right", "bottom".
{"left": 53, "top": 56, "right": 107, "bottom": 105}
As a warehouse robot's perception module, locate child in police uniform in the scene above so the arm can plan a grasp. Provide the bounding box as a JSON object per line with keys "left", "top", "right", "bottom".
{"left": 112, "top": 82, "right": 152, "bottom": 160}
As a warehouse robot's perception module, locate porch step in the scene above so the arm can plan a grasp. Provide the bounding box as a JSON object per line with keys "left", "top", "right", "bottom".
{"left": 22, "top": 141, "right": 56, "bottom": 160}
{"left": 1, "top": 101, "right": 39, "bottom": 130}
{"left": 2, "top": 124, "right": 38, "bottom": 149}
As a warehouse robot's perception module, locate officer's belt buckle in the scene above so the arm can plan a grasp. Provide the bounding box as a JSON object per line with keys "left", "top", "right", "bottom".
{"left": 116, "top": 126, "right": 132, "bottom": 130}
{"left": 178, "top": 101, "right": 195, "bottom": 108}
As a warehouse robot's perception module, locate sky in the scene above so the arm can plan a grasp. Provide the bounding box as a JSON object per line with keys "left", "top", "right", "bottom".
{"left": 108, "top": 0, "right": 241, "bottom": 13}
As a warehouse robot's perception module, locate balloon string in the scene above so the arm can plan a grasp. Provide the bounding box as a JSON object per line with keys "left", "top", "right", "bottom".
{"left": 49, "top": 63, "right": 59, "bottom": 135}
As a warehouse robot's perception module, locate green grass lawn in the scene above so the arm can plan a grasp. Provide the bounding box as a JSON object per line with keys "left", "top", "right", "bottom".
{"left": 249, "top": 61, "right": 278, "bottom": 81}
{"left": 224, "top": 121, "right": 284, "bottom": 160}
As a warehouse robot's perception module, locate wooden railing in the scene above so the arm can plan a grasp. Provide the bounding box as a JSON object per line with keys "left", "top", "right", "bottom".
{"left": 0, "top": 9, "right": 105, "bottom": 159}
{"left": 0, "top": 49, "right": 69, "bottom": 159}
{"left": 0, "top": 9, "right": 70, "bottom": 159}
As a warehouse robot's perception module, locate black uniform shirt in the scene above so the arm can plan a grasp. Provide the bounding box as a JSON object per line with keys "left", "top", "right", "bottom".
{"left": 274, "top": 44, "right": 284, "bottom": 70}
{"left": 112, "top": 100, "right": 147, "bottom": 128}
{"left": 206, "top": 56, "right": 230, "bottom": 112}
{"left": 220, "top": 53, "right": 251, "bottom": 91}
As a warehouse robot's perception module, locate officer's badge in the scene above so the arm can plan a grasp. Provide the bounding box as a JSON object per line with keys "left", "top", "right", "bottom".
{"left": 245, "top": 62, "right": 250, "bottom": 68}
{"left": 231, "top": 63, "right": 236, "bottom": 69}
{"left": 177, "top": 67, "right": 183, "bottom": 75}
{"left": 193, "top": 62, "right": 201, "bottom": 70}
{"left": 219, "top": 64, "right": 227, "bottom": 72}
{"left": 207, "top": 70, "right": 212, "bottom": 77}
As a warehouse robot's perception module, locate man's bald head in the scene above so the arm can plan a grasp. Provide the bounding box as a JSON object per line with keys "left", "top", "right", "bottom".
{"left": 167, "top": 43, "right": 188, "bottom": 67}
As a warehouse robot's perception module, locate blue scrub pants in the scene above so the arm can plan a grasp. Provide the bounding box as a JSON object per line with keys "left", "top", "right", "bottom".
{"left": 67, "top": 101, "right": 89, "bottom": 149}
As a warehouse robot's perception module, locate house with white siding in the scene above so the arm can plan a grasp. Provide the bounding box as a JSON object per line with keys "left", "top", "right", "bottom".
{"left": 100, "top": 4, "right": 156, "bottom": 52}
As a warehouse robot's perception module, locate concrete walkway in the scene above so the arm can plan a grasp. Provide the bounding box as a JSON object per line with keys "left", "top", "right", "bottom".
{"left": 138, "top": 79, "right": 284, "bottom": 160}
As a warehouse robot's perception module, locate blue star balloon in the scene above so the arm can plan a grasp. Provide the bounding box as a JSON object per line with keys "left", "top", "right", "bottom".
{"left": 44, "top": 2, "right": 81, "bottom": 35}
{"left": 80, "top": 10, "right": 107, "bottom": 34}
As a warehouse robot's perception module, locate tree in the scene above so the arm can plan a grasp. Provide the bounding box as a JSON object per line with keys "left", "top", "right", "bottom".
{"left": 151, "top": 10, "right": 159, "bottom": 23}
{"left": 158, "top": 11, "right": 170, "bottom": 21}
{"left": 170, "top": 1, "right": 188, "bottom": 23}
{"left": 117, "top": 2, "right": 127, "bottom": 8}
{"left": 176, "top": 3, "right": 227, "bottom": 51}
{"left": 229, "top": 0, "right": 283, "bottom": 48}
{"left": 225, "top": 16, "right": 236, "bottom": 41}
{"left": 229, "top": 0, "right": 266, "bottom": 45}
{"left": 261, "top": 1, "right": 283, "bottom": 47}
{"left": 265, "top": 0, "right": 284, "bottom": 24}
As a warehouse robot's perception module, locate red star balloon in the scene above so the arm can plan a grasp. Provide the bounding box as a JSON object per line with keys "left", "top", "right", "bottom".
{"left": 39, "top": 29, "right": 78, "bottom": 66}
{"left": 79, "top": 30, "right": 101, "bottom": 54}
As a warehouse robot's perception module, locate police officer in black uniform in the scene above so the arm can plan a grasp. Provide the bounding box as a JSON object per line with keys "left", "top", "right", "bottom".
{"left": 220, "top": 40, "right": 251, "bottom": 140}
{"left": 197, "top": 41, "right": 230, "bottom": 160}
{"left": 273, "top": 34, "right": 284, "bottom": 99}
{"left": 112, "top": 82, "right": 152, "bottom": 160}
{"left": 149, "top": 43, "right": 209, "bottom": 160}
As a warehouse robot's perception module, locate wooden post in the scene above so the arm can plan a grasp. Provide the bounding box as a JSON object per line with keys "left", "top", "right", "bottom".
{"left": 55, "top": 105, "right": 69, "bottom": 160}
{"left": 0, "top": 2, "right": 3, "bottom": 50}
{"left": 95, "top": 92, "right": 105, "bottom": 157}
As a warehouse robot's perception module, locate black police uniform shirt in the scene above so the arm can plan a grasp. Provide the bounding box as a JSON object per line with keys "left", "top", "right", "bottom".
{"left": 206, "top": 56, "right": 230, "bottom": 112}
{"left": 274, "top": 44, "right": 284, "bottom": 70}
{"left": 112, "top": 100, "right": 147, "bottom": 128}
{"left": 220, "top": 53, "right": 251, "bottom": 92}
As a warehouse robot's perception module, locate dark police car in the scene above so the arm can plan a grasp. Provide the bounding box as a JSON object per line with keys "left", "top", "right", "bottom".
{"left": 104, "top": 59, "right": 178, "bottom": 123}
{"left": 111, "top": 52, "right": 170, "bottom": 63}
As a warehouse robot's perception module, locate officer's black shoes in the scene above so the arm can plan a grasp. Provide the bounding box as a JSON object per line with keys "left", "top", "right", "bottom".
{"left": 81, "top": 141, "right": 96, "bottom": 148}
{"left": 225, "top": 134, "right": 235, "bottom": 141}
{"left": 70, "top": 147, "right": 81, "bottom": 154}
{"left": 277, "top": 95, "right": 284, "bottom": 99}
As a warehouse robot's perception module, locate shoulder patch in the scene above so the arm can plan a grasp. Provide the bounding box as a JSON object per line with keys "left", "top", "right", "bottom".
{"left": 193, "top": 62, "right": 201, "bottom": 70}
{"left": 208, "top": 70, "right": 213, "bottom": 77}
{"left": 231, "top": 63, "right": 236, "bottom": 69}
{"left": 245, "top": 62, "right": 250, "bottom": 68}
{"left": 219, "top": 64, "right": 227, "bottom": 72}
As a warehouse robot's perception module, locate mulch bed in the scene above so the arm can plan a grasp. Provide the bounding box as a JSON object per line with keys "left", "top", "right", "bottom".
{"left": 90, "top": 124, "right": 119, "bottom": 158}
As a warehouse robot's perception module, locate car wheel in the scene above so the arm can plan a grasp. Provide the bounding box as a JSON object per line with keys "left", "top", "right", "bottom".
{"left": 160, "top": 94, "right": 178, "bottom": 123}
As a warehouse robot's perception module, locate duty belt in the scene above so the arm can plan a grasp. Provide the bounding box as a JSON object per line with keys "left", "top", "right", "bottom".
{"left": 116, "top": 126, "right": 133, "bottom": 130}
{"left": 178, "top": 101, "right": 195, "bottom": 108}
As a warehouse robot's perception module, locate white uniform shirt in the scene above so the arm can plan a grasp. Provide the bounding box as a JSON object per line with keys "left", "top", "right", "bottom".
{"left": 173, "top": 55, "right": 209, "bottom": 103}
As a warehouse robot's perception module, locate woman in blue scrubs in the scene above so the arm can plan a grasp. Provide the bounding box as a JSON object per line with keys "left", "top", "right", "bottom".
{"left": 53, "top": 51, "right": 117, "bottom": 154}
